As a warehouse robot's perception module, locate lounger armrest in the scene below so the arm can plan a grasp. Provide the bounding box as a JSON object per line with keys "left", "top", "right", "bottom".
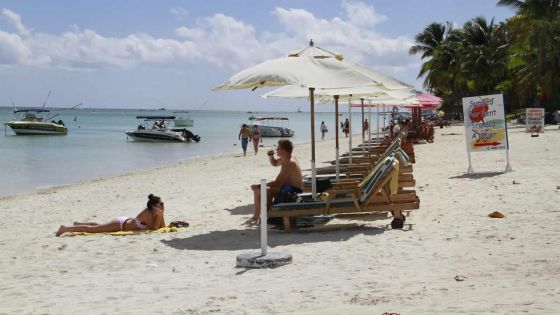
{"left": 332, "top": 179, "right": 361, "bottom": 184}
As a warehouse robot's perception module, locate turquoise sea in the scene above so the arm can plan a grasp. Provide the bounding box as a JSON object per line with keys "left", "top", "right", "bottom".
{"left": 0, "top": 107, "right": 384, "bottom": 197}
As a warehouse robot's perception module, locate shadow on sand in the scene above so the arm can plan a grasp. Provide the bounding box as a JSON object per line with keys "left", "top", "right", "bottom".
{"left": 450, "top": 171, "right": 506, "bottom": 179}
{"left": 161, "top": 225, "right": 388, "bottom": 251}
{"left": 224, "top": 204, "right": 253, "bottom": 216}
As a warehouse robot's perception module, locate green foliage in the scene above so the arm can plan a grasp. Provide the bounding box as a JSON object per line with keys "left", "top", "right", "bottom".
{"left": 410, "top": 0, "right": 560, "bottom": 114}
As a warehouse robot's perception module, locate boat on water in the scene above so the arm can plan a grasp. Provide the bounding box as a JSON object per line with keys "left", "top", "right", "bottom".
{"left": 172, "top": 111, "right": 194, "bottom": 127}
{"left": 248, "top": 116, "right": 294, "bottom": 137}
{"left": 125, "top": 115, "right": 200, "bottom": 142}
{"left": 4, "top": 109, "right": 67, "bottom": 135}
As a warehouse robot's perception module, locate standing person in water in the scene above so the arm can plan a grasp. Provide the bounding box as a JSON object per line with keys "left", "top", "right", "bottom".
{"left": 320, "top": 121, "right": 328, "bottom": 140}
{"left": 362, "top": 118, "right": 369, "bottom": 137}
{"left": 251, "top": 125, "right": 261, "bottom": 155}
{"left": 343, "top": 118, "right": 350, "bottom": 138}
{"left": 55, "top": 194, "right": 166, "bottom": 236}
{"left": 238, "top": 124, "right": 251, "bottom": 156}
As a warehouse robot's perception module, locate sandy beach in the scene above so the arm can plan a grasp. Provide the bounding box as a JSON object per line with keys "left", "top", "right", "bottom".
{"left": 1, "top": 124, "right": 559, "bottom": 314}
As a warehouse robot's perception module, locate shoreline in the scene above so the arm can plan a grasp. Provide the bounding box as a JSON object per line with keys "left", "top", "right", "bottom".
{"left": 2, "top": 126, "right": 559, "bottom": 313}
{"left": 0, "top": 132, "right": 348, "bottom": 200}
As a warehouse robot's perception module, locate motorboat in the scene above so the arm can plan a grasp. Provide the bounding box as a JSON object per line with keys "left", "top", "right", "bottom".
{"left": 172, "top": 111, "right": 194, "bottom": 127}
{"left": 125, "top": 116, "right": 200, "bottom": 142}
{"left": 248, "top": 116, "right": 294, "bottom": 137}
{"left": 4, "top": 109, "right": 67, "bottom": 135}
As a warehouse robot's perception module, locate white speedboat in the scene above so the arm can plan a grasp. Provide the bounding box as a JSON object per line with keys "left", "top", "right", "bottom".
{"left": 248, "top": 116, "right": 294, "bottom": 137}
{"left": 4, "top": 109, "right": 67, "bottom": 135}
{"left": 173, "top": 111, "right": 194, "bottom": 127}
{"left": 125, "top": 116, "right": 200, "bottom": 142}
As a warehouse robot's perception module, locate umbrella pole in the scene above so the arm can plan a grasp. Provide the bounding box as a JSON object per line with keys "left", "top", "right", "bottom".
{"left": 348, "top": 95, "right": 352, "bottom": 165}
{"left": 368, "top": 100, "right": 372, "bottom": 150}
{"left": 309, "top": 87, "right": 317, "bottom": 200}
{"left": 376, "top": 102, "right": 380, "bottom": 142}
{"left": 334, "top": 95, "right": 340, "bottom": 180}
{"left": 383, "top": 104, "right": 386, "bottom": 138}
{"left": 361, "top": 98, "right": 365, "bottom": 155}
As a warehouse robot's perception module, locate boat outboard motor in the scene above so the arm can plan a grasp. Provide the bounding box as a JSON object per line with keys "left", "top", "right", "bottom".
{"left": 182, "top": 129, "right": 201, "bottom": 142}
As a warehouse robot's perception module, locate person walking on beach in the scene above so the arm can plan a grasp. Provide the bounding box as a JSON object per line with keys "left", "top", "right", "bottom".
{"left": 320, "top": 121, "right": 328, "bottom": 140}
{"left": 55, "top": 194, "right": 166, "bottom": 236}
{"left": 343, "top": 118, "right": 350, "bottom": 138}
{"left": 248, "top": 140, "right": 303, "bottom": 224}
{"left": 238, "top": 124, "right": 251, "bottom": 156}
{"left": 362, "top": 118, "right": 369, "bottom": 137}
{"left": 251, "top": 125, "right": 261, "bottom": 155}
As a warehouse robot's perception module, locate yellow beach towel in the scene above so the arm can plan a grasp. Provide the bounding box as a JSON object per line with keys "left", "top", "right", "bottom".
{"left": 65, "top": 226, "right": 182, "bottom": 237}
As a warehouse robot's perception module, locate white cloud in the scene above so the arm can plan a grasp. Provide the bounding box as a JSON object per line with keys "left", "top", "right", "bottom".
{"left": 0, "top": 1, "right": 418, "bottom": 77}
{"left": 2, "top": 8, "right": 31, "bottom": 36}
{"left": 341, "top": 0, "right": 388, "bottom": 27}
{"left": 170, "top": 7, "right": 188, "bottom": 16}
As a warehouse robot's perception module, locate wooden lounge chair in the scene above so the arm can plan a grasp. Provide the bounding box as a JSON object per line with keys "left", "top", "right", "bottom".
{"left": 270, "top": 157, "right": 420, "bottom": 231}
{"left": 313, "top": 139, "right": 413, "bottom": 180}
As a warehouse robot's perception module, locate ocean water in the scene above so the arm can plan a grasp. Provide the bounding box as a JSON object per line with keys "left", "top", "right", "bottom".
{"left": 0, "top": 107, "right": 383, "bottom": 197}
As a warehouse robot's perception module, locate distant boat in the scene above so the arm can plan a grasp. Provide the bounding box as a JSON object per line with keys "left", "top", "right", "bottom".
{"left": 248, "top": 116, "right": 294, "bottom": 137}
{"left": 125, "top": 115, "right": 200, "bottom": 142}
{"left": 172, "top": 111, "right": 194, "bottom": 127}
{"left": 297, "top": 107, "right": 303, "bottom": 113}
{"left": 158, "top": 107, "right": 166, "bottom": 111}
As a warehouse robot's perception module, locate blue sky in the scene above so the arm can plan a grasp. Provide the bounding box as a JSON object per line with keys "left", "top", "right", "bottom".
{"left": 0, "top": 1, "right": 514, "bottom": 111}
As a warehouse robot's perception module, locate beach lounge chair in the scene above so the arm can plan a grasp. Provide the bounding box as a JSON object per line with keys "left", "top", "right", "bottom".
{"left": 270, "top": 156, "right": 420, "bottom": 231}
{"left": 313, "top": 138, "right": 413, "bottom": 180}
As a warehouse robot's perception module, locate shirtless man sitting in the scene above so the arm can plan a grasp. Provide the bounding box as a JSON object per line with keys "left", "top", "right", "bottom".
{"left": 249, "top": 139, "right": 303, "bottom": 223}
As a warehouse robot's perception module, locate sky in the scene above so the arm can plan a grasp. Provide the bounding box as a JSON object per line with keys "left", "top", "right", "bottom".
{"left": 0, "top": 0, "right": 514, "bottom": 112}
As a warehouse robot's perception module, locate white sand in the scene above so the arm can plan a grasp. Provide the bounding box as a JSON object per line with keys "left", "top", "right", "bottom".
{"left": 1, "top": 125, "right": 559, "bottom": 314}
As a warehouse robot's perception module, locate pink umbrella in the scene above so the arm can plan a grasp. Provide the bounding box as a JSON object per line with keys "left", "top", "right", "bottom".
{"left": 404, "top": 93, "right": 442, "bottom": 109}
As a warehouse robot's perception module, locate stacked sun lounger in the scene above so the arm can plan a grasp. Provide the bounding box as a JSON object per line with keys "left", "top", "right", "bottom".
{"left": 271, "top": 132, "right": 420, "bottom": 231}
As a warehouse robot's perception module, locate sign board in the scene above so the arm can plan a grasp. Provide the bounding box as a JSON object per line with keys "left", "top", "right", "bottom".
{"left": 525, "top": 108, "right": 545, "bottom": 133}
{"left": 462, "top": 94, "right": 508, "bottom": 152}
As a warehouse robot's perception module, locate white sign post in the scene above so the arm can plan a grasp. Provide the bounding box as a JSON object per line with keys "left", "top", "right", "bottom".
{"left": 526, "top": 108, "right": 545, "bottom": 137}
{"left": 462, "top": 94, "right": 512, "bottom": 173}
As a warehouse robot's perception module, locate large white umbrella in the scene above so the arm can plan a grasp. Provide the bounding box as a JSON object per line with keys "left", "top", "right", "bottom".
{"left": 215, "top": 41, "right": 411, "bottom": 197}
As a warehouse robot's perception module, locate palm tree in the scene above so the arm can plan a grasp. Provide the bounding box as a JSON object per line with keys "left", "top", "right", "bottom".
{"left": 409, "top": 22, "right": 455, "bottom": 89}
{"left": 498, "top": 0, "right": 560, "bottom": 110}
{"left": 461, "top": 17, "right": 510, "bottom": 95}
{"left": 409, "top": 22, "right": 467, "bottom": 115}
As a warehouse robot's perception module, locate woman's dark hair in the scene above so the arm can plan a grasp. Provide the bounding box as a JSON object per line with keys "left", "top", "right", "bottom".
{"left": 147, "top": 194, "right": 161, "bottom": 210}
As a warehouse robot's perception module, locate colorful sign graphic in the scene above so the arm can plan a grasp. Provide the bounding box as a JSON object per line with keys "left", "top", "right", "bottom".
{"left": 526, "top": 108, "right": 545, "bottom": 133}
{"left": 462, "top": 94, "right": 508, "bottom": 152}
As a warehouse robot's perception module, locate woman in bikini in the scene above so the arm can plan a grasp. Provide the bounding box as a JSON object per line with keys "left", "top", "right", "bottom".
{"left": 55, "top": 194, "right": 166, "bottom": 236}
{"left": 251, "top": 125, "right": 261, "bottom": 155}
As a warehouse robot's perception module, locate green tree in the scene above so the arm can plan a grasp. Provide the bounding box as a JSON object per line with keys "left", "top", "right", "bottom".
{"left": 498, "top": 0, "right": 560, "bottom": 111}
{"left": 461, "top": 17, "right": 510, "bottom": 95}
{"left": 409, "top": 22, "right": 466, "bottom": 116}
